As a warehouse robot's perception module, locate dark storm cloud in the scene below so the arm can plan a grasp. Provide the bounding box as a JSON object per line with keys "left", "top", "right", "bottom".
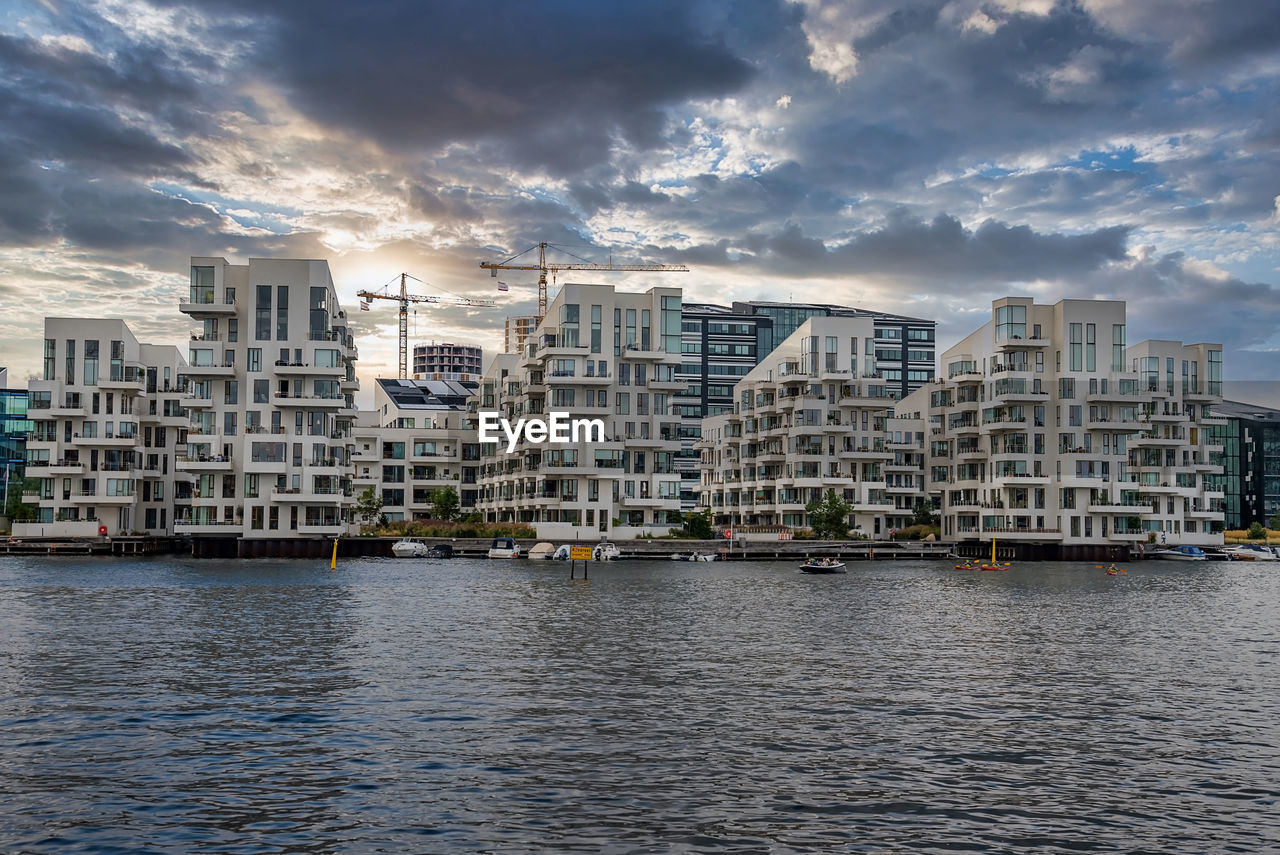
{"left": 660, "top": 213, "right": 1131, "bottom": 283}
{"left": 175, "top": 0, "right": 755, "bottom": 173}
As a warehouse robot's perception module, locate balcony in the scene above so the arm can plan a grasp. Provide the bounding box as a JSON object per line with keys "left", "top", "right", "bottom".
{"left": 270, "top": 488, "right": 346, "bottom": 504}
{"left": 273, "top": 361, "right": 346, "bottom": 376}
{"left": 174, "top": 519, "right": 243, "bottom": 534}
{"left": 70, "top": 433, "right": 140, "bottom": 448}
{"left": 49, "top": 403, "right": 87, "bottom": 418}
{"left": 179, "top": 296, "right": 236, "bottom": 316}
{"left": 181, "top": 362, "right": 236, "bottom": 378}
{"left": 177, "top": 454, "right": 234, "bottom": 471}
{"left": 273, "top": 393, "right": 347, "bottom": 409}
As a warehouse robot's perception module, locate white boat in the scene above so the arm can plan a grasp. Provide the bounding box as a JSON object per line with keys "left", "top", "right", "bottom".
{"left": 488, "top": 536, "right": 520, "bottom": 559}
{"left": 392, "top": 538, "right": 431, "bottom": 558}
{"left": 592, "top": 542, "right": 621, "bottom": 561}
{"left": 1150, "top": 545, "right": 1208, "bottom": 561}
{"left": 551, "top": 545, "right": 571, "bottom": 561}
{"left": 527, "top": 542, "right": 557, "bottom": 560}
{"left": 1223, "top": 543, "right": 1279, "bottom": 561}
{"left": 671, "top": 552, "right": 716, "bottom": 561}
{"left": 799, "top": 559, "right": 846, "bottom": 574}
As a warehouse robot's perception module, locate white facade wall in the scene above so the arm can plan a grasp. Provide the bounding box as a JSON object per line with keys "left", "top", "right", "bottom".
{"left": 176, "top": 257, "right": 360, "bottom": 539}
{"left": 16, "top": 318, "right": 188, "bottom": 537}
{"left": 925, "top": 297, "right": 1224, "bottom": 548}
{"left": 475, "top": 284, "right": 686, "bottom": 540}
{"left": 699, "top": 317, "right": 915, "bottom": 538}
{"left": 351, "top": 381, "right": 477, "bottom": 522}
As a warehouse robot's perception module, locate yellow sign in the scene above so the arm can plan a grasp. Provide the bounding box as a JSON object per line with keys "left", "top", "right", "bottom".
{"left": 569, "top": 546, "right": 593, "bottom": 560}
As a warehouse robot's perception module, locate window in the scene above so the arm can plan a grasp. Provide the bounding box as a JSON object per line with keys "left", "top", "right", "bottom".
{"left": 1069, "top": 323, "right": 1082, "bottom": 371}
{"left": 190, "top": 266, "right": 214, "bottom": 303}
{"left": 248, "top": 348, "right": 262, "bottom": 372}
{"left": 382, "top": 442, "right": 405, "bottom": 460}
{"left": 1112, "top": 324, "right": 1126, "bottom": 372}
{"left": 995, "top": 304, "right": 1026, "bottom": 340}
{"left": 277, "top": 286, "right": 289, "bottom": 340}
{"left": 84, "top": 340, "right": 98, "bottom": 385}
{"left": 591, "top": 304, "right": 602, "bottom": 353}
{"left": 1086, "top": 323, "right": 1096, "bottom": 372}
{"left": 255, "top": 285, "right": 271, "bottom": 340}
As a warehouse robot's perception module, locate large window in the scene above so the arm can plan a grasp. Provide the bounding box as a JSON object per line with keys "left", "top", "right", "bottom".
{"left": 190, "top": 266, "right": 214, "bottom": 304}
{"left": 1069, "top": 323, "right": 1082, "bottom": 371}
{"left": 276, "top": 286, "right": 289, "bottom": 340}
{"left": 1112, "top": 324, "right": 1126, "bottom": 372}
{"left": 83, "top": 340, "right": 98, "bottom": 386}
{"left": 255, "top": 285, "right": 271, "bottom": 340}
{"left": 995, "top": 304, "right": 1026, "bottom": 340}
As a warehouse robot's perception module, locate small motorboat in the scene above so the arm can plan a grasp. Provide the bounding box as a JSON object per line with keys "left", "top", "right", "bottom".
{"left": 1150, "top": 545, "right": 1208, "bottom": 561}
{"left": 551, "top": 544, "right": 571, "bottom": 561}
{"left": 392, "top": 538, "right": 431, "bottom": 558}
{"left": 671, "top": 552, "right": 716, "bottom": 561}
{"left": 799, "top": 558, "right": 846, "bottom": 574}
{"left": 527, "top": 542, "right": 557, "bottom": 560}
{"left": 1223, "top": 543, "right": 1279, "bottom": 561}
{"left": 488, "top": 537, "right": 520, "bottom": 559}
{"left": 592, "top": 542, "right": 621, "bottom": 561}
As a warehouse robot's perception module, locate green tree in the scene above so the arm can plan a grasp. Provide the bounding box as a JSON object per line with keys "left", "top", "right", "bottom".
{"left": 355, "top": 486, "right": 384, "bottom": 525}
{"left": 684, "top": 508, "right": 714, "bottom": 539}
{"left": 1247, "top": 521, "right": 1267, "bottom": 540}
{"left": 1268, "top": 511, "right": 1280, "bottom": 531}
{"left": 429, "top": 486, "right": 461, "bottom": 521}
{"left": 805, "top": 489, "right": 854, "bottom": 539}
{"left": 910, "top": 500, "right": 939, "bottom": 527}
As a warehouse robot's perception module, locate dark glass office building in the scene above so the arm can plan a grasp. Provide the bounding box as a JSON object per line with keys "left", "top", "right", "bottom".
{"left": 730, "top": 301, "right": 936, "bottom": 399}
{"left": 1, "top": 371, "right": 28, "bottom": 518}
{"left": 1209, "top": 400, "right": 1280, "bottom": 528}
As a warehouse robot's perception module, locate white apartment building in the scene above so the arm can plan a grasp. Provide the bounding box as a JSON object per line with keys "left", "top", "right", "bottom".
{"left": 17, "top": 318, "right": 188, "bottom": 538}
{"left": 351, "top": 378, "right": 480, "bottom": 521}
{"left": 474, "top": 283, "right": 686, "bottom": 539}
{"left": 176, "top": 257, "right": 360, "bottom": 539}
{"left": 919, "top": 297, "right": 1224, "bottom": 552}
{"left": 698, "top": 316, "right": 909, "bottom": 538}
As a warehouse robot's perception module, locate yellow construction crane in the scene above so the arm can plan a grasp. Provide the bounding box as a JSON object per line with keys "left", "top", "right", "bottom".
{"left": 357, "top": 273, "right": 496, "bottom": 380}
{"left": 480, "top": 241, "right": 689, "bottom": 321}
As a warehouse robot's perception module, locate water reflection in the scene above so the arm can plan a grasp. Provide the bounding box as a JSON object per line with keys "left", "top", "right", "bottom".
{"left": 0, "top": 557, "right": 1277, "bottom": 852}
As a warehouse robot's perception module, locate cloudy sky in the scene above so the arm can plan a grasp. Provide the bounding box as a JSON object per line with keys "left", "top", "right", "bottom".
{"left": 1, "top": 0, "right": 1278, "bottom": 398}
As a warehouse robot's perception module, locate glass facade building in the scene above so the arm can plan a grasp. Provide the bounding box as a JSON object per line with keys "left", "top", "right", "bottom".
{"left": 1209, "top": 400, "right": 1280, "bottom": 528}
{"left": 730, "top": 302, "right": 936, "bottom": 399}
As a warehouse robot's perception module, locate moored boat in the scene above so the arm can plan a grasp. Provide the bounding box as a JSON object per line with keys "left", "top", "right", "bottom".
{"left": 488, "top": 536, "right": 520, "bottom": 559}
{"left": 1151, "top": 545, "right": 1208, "bottom": 561}
{"left": 527, "top": 542, "right": 557, "bottom": 560}
{"left": 592, "top": 542, "right": 621, "bottom": 561}
{"left": 671, "top": 552, "right": 716, "bottom": 561}
{"left": 391, "top": 538, "right": 431, "bottom": 558}
{"left": 1223, "top": 543, "right": 1279, "bottom": 561}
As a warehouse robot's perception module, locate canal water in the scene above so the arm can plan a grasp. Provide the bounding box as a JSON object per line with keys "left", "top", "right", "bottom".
{"left": 1, "top": 556, "right": 1277, "bottom": 853}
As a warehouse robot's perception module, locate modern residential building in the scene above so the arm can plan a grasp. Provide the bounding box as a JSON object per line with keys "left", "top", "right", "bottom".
{"left": 352, "top": 378, "right": 480, "bottom": 521}
{"left": 698, "top": 316, "right": 910, "bottom": 538}
{"left": 1207, "top": 400, "right": 1280, "bottom": 529}
{"left": 412, "top": 341, "right": 483, "bottom": 382}
{"left": 917, "top": 297, "right": 1224, "bottom": 555}
{"left": 504, "top": 315, "right": 539, "bottom": 354}
{"left": 176, "top": 257, "right": 360, "bottom": 540}
{"left": 731, "top": 301, "right": 937, "bottom": 398}
{"left": 15, "top": 319, "right": 189, "bottom": 538}
{"left": 474, "top": 283, "right": 686, "bottom": 539}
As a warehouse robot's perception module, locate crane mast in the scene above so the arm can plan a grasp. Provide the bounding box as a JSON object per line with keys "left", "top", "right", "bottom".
{"left": 357, "top": 273, "right": 496, "bottom": 380}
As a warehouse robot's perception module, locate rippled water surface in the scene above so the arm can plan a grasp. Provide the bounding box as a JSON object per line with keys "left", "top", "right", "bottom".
{"left": 1, "top": 556, "right": 1278, "bottom": 853}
